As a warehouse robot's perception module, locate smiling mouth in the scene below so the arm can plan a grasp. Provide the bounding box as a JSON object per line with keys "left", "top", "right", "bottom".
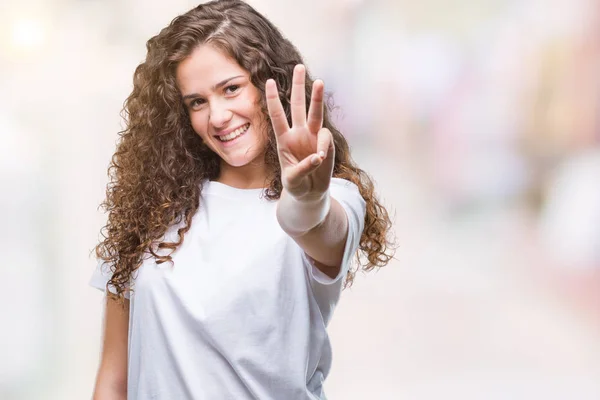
{"left": 216, "top": 123, "right": 250, "bottom": 142}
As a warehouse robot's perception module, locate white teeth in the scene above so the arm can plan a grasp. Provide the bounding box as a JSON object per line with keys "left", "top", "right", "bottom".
{"left": 218, "top": 124, "right": 249, "bottom": 142}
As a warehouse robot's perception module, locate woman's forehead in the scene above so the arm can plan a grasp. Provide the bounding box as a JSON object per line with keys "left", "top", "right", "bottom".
{"left": 176, "top": 44, "right": 248, "bottom": 92}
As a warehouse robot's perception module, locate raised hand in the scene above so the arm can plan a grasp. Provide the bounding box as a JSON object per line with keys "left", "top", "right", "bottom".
{"left": 265, "top": 64, "right": 335, "bottom": 199}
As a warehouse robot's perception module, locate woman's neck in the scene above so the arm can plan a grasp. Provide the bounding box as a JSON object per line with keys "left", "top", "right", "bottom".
{"left": 215, "top": 159, "right": 270, "bottom": 189}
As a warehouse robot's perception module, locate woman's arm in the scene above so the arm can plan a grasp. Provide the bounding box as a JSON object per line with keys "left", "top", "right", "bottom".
{"left": 92, "top": 295, "right": 129, "bottom": 400}
{"left": 277, "top": 190, "right": 348, "bottom": 278}
{"left": 267, "top": 65, "right": 350, "bottom": 278}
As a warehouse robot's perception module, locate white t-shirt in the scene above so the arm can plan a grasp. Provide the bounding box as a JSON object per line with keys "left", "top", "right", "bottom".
{"left": 90, "top": 177, "right": 366, "bottom": 400}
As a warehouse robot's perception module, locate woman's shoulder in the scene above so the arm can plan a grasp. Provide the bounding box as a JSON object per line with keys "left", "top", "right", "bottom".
{"left": 329, "top": 177, "right": 366, "bottom": 211}
{"left": 330, "top": 177, "right": 361, "bottom": 196}
{"left": 330, "top": 177, "right": 356, "bottom": 188}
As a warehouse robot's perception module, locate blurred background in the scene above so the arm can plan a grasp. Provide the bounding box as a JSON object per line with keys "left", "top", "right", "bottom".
{"left": 1, "top": 0, "right": 599, "bottom": 398}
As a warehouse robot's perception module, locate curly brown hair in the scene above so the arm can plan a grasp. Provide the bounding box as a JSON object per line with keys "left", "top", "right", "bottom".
{"left": 95, "top": 0, "right": 395, "bottom": 302}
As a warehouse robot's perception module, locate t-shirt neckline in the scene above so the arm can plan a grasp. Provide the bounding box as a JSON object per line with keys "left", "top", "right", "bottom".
{"left": 203, "top": 179, "right": 267, "bottom": 199}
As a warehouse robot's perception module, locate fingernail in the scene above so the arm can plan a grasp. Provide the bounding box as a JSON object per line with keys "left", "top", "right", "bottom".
{"left": 319, "top": 151, "right": 325, "bottom": 158}
{"left": 311, "top": 155, "right": 321, "bottom": 165}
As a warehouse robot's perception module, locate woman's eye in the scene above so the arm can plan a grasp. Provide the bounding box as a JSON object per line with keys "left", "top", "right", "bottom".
{"left": 225, "top": 84, "right": 240, "bottom": 94}
{"left": 190, "top": 98, "right": 205, "bottom": 108}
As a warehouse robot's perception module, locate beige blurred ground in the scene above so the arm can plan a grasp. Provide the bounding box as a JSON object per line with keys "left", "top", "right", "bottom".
{"left": 1, "top": 0, "right": 599, "bottom": 399}
{"left": 326, "top": 150, "right": 600, "bottom": 399}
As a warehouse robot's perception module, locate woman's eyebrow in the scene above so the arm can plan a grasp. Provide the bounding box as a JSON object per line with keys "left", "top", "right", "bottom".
{"left": 181, "top": 75, "right": 244, "bottom": 101}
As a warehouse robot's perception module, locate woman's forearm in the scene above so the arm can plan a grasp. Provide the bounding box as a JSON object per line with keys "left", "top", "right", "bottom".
{"left": 277, "top": 189, "right": 348, "bottom": 269}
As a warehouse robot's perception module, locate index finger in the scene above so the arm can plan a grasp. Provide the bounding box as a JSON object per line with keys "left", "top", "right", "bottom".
{"left": 265, "top": 79, "right": 290, "bottom": 136}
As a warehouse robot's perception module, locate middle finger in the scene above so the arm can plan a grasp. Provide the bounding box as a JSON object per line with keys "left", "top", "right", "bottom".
{"left": 291, "top": 64, "right": 307, "bottom": 127}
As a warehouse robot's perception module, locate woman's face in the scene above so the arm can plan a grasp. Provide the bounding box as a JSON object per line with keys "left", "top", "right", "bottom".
{"left": 176, "top": 44, "right": 268, "bottom": 169}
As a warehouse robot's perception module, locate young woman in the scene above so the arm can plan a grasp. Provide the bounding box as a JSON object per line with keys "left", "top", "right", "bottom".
{"left": 90, "top": 1, "right": 394, "bottom": 399}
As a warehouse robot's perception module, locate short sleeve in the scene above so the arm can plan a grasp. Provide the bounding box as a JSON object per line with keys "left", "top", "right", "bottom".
{"left": 89, "top": 259, "right": 131, "bottom": 299}
{"left": 305, "top": 178, "right": 366, "bottom": 286}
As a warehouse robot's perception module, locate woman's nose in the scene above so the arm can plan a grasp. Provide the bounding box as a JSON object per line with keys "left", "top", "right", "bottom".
{"left": 209, "top": 101, "right": 233, "bottom": 129}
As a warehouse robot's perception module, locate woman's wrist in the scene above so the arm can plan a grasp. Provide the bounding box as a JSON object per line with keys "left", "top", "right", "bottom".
{"left": 276, "top": 188, "right": 331, "bottom": 237}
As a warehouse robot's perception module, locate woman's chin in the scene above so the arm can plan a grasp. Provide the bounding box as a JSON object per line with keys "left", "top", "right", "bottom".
{"left": 220, "top": 155, "right": 257, "bottom": 169}
{"left": 219, "top": 150, "right": 266, "bottom": 170}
